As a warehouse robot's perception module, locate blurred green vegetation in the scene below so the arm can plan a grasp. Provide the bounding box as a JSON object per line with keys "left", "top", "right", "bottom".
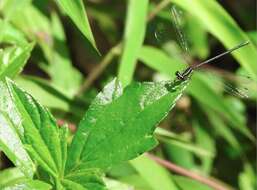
{"left": 0, "top": 0, "right": 256, "bottom": 189}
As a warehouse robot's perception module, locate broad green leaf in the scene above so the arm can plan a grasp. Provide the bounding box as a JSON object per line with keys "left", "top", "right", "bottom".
{"left": 118, "top": 0, "right": 149, "bottom": 86}
{"left": 0, "top": 43, "right": 34, "bottom": 79}
{"left": 173, "top": 175, "right": 212, "bottom": 190}
{"left": 55, "top": 0, "right": 98, "bottom": 52}
{"left": 66, "top": 78, "right": 188, "bottom": 173}
{"left": 0, "top": 78, "right": 63, "bottom": 180}
{"left": 1, "top": 179, "right": 51, "bottom": 190}
{"left": 130, "top": 155, "right": 179, "bottom": 190}
{"left": 171, "top": 0, "right": 257, "bottom": 80}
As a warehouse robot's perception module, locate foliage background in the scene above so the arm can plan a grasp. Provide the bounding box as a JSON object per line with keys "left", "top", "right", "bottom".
{"left": 0, "top": 0, "right": 256, "bottom": 189}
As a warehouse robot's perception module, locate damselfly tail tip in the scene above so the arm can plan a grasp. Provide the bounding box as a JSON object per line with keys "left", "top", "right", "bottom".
{"left": 240, "top": 40, "right": 250, "bottom": 46}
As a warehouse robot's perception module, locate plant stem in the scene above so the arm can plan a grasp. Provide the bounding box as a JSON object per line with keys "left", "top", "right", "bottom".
{"left": 147, "top": 153, "right": 234, "bottom": 190}
{"left": 76, "top": 0, "right": 171, "bottom": 95}
{"left": 147, "top": 0, "right": 170, "bottom": 21}
{"left": 76, "top": 44, "right": 121, "bottom": 94}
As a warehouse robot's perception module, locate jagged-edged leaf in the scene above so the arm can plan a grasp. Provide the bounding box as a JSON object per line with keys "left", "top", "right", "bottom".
{"left": 55, "top": 0, "right": 98, "bottom": 52}
{"left": 0, "top": 81, "right": 35, "bottom": 178}
{"left": 0, "top": 78, "right": 64, "bottom": 181}
{"left": 63, "top": 168, "right": 106, "bottom": 190}
{"left": 66, "top": 78, "right": 188, "bottom": 173}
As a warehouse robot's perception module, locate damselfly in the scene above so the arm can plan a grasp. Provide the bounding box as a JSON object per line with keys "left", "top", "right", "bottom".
{"left": 175, "top": 41, "right": 249, "bottom": 81}
{"left": 154, "top": 5, "right": 256, "bottom": 99}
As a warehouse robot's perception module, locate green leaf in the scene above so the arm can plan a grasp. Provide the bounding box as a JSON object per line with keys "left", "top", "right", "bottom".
{"left": 0, "top": 78, "right": 64, "bottom": 181}
{"left": 1, "top": 179, "right": 52, "bottom": 190}
{"left": 139, "top": 45, "right": 253, "bottom": 139}
{"left": 104, "top": 178, "right": 133, "bottom": 190}
{"left": 0, "top": 43, "right": 34, "bottom": 79}
{"left": 188, "top": 72, "right": 253, "bottom": 139}
{"left": 49, "top": 12, "right": 83, "bottom": 97}
{"left": 193, "top": 121, "right": 215, "bottom": 174}
{"left": 66, "top": 78, "right": 188, "bottom": 173}
{"left": 0, "top": 19, "right": 27, "bottom": 46}
{"left": 164, "top": 140, "right": 196, "bottom": 170}
{"left": 15, "top": 76, "right": 85, "bottom": 117}
{"left": 0, "top": 0, "right": 31, "bottom": 20}
{"left": 159, "top": 136, "right": 214, "bottom": 158}
{"left": 247, "top": 31, "right": 257, "bottom": 47}
{"left": 55, "top": 0, "right": 98, "bottom": 53}
{"left": 130, "top": 155, "right": 179, "bottom": 190}
{"left": 0, "top": 81, "right": 35, "bottom": 178}
{"left": 15, "top": 76, "right": 71, "bottom": 112}
{"left": 64, "top": 169, "right": 106, "bottom": 190}
{"left": 171, "top": 0, "right": 257, "bottom": 80}
{"left": 0, "top": 168, "right": 25, "bottom": 186}
{"left": 139, "top": 46, "right": 184, "bottom": 76}
{"left": 239, "top": 164, "right": 256, "bottom": 190}
{"left": 119, "top": 174, "right": 152, "bottom": 190}
{"left": 118, "top": 0, "right": 149, "bottom": 86}
{"left": 185, "top": 16, "right": 209, "bottom": 59}
{"left": 204, "top": 108, "right": 241, "bottom": 151}
{"left": 173, "top": 175, "right": 212, "bottom": 190}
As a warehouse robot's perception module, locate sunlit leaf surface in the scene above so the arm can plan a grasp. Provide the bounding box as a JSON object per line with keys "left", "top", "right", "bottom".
{"left": 66, "top": 78, "right": 189, "bottom": 172}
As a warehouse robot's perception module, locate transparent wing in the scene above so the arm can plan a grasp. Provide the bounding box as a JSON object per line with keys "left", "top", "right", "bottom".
{"left": 170, "top": 5, "right": 190, "bottom": 60}
{"left": 203, "top": 69, "right": 257, "bottom": 99}
{"left": 154, "top": 4, "right": 191, "bottom": 64}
